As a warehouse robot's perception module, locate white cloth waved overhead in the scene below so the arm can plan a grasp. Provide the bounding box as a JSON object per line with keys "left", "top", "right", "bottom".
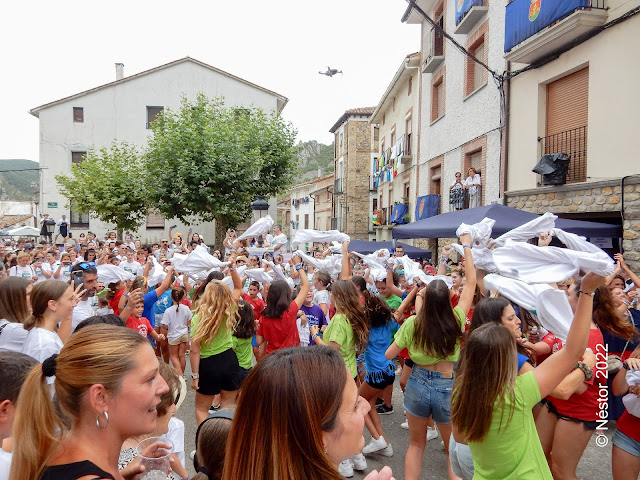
{"left": 329, "top": 241, "right": 343, "bottom": 253}
{"left": 455, "top": 217, "right": 495, "bottom": 248}
{"left": 220, "top": 276, "right": 234, "bottom": 290}
{"left": 237, "top": 215, "right": 275, "bottom": 241}
{"left": 491, "top": 212, "right": 557, "bottom": 248}
{"left": 550, "top": 228, "right": 611, "bottom": 259}
{"left": 389, "top": 256, "right": 422, "bottom": 285}
{"left": 483, "top": 273, "right": 572, "bottom": 341}
{"left": 449, "top": 243, "right": 497, "bottom": 273}
{"left": 353, "top": 250, "right": 390, "bottom": 282}
{"left": 292, "top": 229, "right": 350, "bottom": 245}
{"left": 262, "top": 260, "right": 294, "bottom": 287}
{"left": 147, "top": 256, "right": 167, "bottom": 287}
{"left": 97, "top": 264, "right": 135, "bottom": 285}
{"left": 623, "top": 370, "right": 640, "bottom": 418}
{"left": 295, "top": 250, "right": 342, "bottom": 277}
{"left": 243, "top": 268, "right": 274, "bottom": 285}
{"left": 171, "top": 248, "right": 229, "bottom": 275}
{"left": 492, "top": 240, "right": 614, "bottom": 283}
{"left": 415, "top": 273, "right": 454, "bottom": 289}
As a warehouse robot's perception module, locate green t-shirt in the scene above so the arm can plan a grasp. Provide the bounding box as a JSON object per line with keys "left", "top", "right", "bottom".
{"left": 191, "top": 314, "right": 233, "bottom": 358}
{"left": 393, "top": 306, "right": 465, "bottom": 365}
{"left": 468, "top": 371, "right": 551, "bottom": 479}
{"left": 323, "top": 313, "right": 357, "bottom": 378}
{"left": 232, "top": 336, "right": 253, "bottom": 370}
{"left": 383, "top": 294, "right": 402, "bottom": 310}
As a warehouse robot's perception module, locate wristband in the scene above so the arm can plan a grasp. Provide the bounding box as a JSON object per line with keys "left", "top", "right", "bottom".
{"left": 191, "top": 373, "right": 199, "bottom": 379}
{"left": 579, "top": 290, "right": 595, "bottom": 297}
{"left": 575, "top": 361, "right": 593, "bottom": 381}
{"left": 312, "top": 333, "right": 320, "bottom": 341}
{"left": 623, "top": 360, "right": 630, "bottom": 370}
{"left": 462, "top": 244, "right": 472, "bottom": 249}
{"left": 294, "top": 263, "right": 303, "bottom": 271}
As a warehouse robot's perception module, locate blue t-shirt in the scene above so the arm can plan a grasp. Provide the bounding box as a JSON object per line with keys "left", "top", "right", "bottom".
{"left": 143, "top": 289, "right": 159, "bottom": 328}
{"left": 300, "top": 303, "right": 328, "bottom": 345}
{"left": 153, "top": 290, "right": 172, "bottom": 324}
{"left": 365, "top": 319, "right": 398, "bottom": 382}
{"left": 517, "top": 353, "right": 529, "bottom": 372}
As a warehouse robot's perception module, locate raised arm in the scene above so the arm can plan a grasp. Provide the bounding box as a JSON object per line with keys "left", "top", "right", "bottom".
{"left": 154, "top": 266, "right": 175, "bottom": 297}
{"left": 339, "top": 241, "right": 351, "bottom": 280}
{"left": 456, "top": 234, "right": 476, "bottom": 315}
{"left": 385, "top": 266, "right": 404, "bottom": 298}
{"left": 294, "top": 267, "right": 310, "bottom": 309}
{"left": 230, "top": 263, "right": 243, "bottom": 301}
{"left": 437, "top": 245, "right": 451, "bottom": 276}
{"left": 533, "top": 273, "right": 605, "bottom": 398}
{"left": 617, "top": 253, "right": 640, "bottom": 288}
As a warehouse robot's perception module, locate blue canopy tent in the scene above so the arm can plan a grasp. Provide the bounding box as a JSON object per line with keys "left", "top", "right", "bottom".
{"left": 348, "top": 240, "right": 431, "bottom": 260}
{"left": 392, "top": 203, "right": 622, "bottom": 239}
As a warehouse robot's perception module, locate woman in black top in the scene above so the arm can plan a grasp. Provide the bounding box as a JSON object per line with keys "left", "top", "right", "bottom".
{"left": 10, "top": 325, "right": 170, "bottom": 480}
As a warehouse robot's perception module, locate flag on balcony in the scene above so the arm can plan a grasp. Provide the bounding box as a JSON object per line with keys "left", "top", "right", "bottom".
{"left": 390, "top": 203, "right": 409, "bottom": 224}
{"left": 456, "top": 0, "right": 484, "bottom": 25}
{"left": 415, "top": 195, "right": 440, "bottom": 220}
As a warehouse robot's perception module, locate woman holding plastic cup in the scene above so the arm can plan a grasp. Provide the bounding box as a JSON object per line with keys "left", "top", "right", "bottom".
{"left": 10, "top": 325, "right": 170, "bottom": 480}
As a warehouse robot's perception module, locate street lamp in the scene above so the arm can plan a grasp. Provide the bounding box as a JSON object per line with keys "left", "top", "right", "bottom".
{"left": 250, "top": 196, "right": 269, "bottom": 247}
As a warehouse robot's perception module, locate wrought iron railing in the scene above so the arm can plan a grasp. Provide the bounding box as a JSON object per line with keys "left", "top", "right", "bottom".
{"left": 538, "top": 125, "right": 587, "bottom": 184}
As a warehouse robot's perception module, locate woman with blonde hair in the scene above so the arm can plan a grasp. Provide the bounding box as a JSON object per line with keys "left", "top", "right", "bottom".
{"left": 222, "top": 347, "right": 393, "bottom": 480}
{"left": 190, "top": 264, "right": 244, "bottom": 424}
{"left": 0, "top": 277, "right": 32, "bottom": 353}
{"left": 21, "top": 280, "right": 82, "bottom": 362}
{"left": 8, "top": 252, "right": 36, "bottom": 282}
{"left": 10, "top": 324, "right": 170, "bottom": 480}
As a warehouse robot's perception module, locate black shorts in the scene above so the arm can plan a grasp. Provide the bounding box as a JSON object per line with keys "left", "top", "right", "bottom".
{"left": 198, "top": 349, "right": 244, "bottom": 396}
{"left": 365, "top": 371, "right": 396, "bottom": 390}
{"left": 541, "top": 398, "right": 598, "bottom": 431}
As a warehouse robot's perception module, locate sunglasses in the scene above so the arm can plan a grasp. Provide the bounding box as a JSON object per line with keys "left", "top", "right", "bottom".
{"left": 78, "top": 262, "right": 96, "bottom": 269}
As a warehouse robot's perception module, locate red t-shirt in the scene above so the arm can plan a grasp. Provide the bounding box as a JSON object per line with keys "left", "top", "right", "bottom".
{"left": 243, "top": 293, "right": 265, "bottom": 319}
{"left": 451, "top": 294, "right": 459, "bottom": 308}
{"left": 126, "top": 315, "right": 154, "bottom": 338}
{"left": 257, "top": 300, "right": 300, "bottom": 354}
{"left": 617, "top": 409, "right": 640, "bottom": 442}
{"left": 537, "top": 332, "right": 565, "bottom": 364}
{"left": 548, "top": 328, "right": 606, "bottom": 421}
{"left": 109, "top": 289, "right": 125, "bottom": 315}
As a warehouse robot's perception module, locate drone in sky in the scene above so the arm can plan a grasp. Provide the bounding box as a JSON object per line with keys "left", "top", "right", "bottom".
{"left": 319, "top": 67, "right": 342, "bottom": 77}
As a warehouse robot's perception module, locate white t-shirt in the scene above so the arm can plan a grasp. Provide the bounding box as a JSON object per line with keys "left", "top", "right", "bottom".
{"left": 96, "top": 307, "right": 114, "bottom": 316}
{"left": 271, "top": 233, "right": 288, "bottom": 254}
{"left": 0, "top": 448, "right": 12, "bottom": 480}
{"left": 72, "top": 297, "right": 97, "bottom": 332}
{"left": 119, "top": 260, "right": 142, "bottom": 276}
{"left": 160, "top": 304, "right": 192, "bottom": 343}
{"left": 464, "top": 174, "right": 482, "bottom": 195}
{"left": 313, "top": 289, "right": 331, "bottom": 323}
{"left": 41, "top": 262, "right": 60, "bottom": 281}
{"left": 0, "top": 319, "right": 28, "bottom": 353}
{"left": 9, "top": 265, "right": 35, "bottom": 280}
{"left": 58, "top": 262, "right": 72, "bottom": 283}
{"left": 22, "top": 327, "right": 63, "bottom": 362}
{"left": 160, "top": 417, "right": 185, "bottom": 480}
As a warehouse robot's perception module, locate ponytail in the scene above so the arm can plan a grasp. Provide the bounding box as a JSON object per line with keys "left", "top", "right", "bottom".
{"left": 10, "top": 364, "right": 62, "bottom": 480}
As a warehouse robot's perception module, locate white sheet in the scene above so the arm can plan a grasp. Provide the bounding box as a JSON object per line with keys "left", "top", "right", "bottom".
{"left": 491, "top": 212, "right": 557, "bottom": 248}
{"left": 389, "top": 256, "right": 423, "bottom": 285}
{"left": 295, "top": 250, "right": 342, "bottom": 277}
{"left": 97, "top": 264, "right": 135, "bottom": 285}
{"left": 292, "top": 229, "right": 350, "bottom": 245}
{"left": 262, "top": 261, "right": 294, "bottom": 287}
{"left": 623, "top": 370, "right": 640, "bottom": 418}
{"left": 237, "top": 215, "right": 275, "bottom": 241}
{"left": 456, "top": 217, "right": 495, "bottom": 248}
{"left": 353, "top": 250, "right": 389, "bottom": 282}
{"left": 170, "top": 248, "right": 229, "bottom": 275}
{"left": 243, "top": 268, "right": 274, "bottom": 285}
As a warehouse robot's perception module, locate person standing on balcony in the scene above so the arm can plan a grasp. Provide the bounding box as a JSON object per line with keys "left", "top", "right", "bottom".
{"left": 464, "top": 168, "right": 482, "bottom": 209}
{"left": 449, "top": 172, "right": 465, "bottom": 211}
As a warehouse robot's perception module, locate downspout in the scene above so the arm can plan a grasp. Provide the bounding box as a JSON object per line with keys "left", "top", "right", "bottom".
{"left": 503, "top": 61, "right": 512, "bottom": 203}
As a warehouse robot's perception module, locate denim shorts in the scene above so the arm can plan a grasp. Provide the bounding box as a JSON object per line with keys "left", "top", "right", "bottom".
{"left": 613, "top": 429, "right": 640, "bottom": 458}
{"left": 403, "top": 366, "right": 454, "bottom": 424}
{"left": 449, "top": 436, "right": 474, "bottom": 480}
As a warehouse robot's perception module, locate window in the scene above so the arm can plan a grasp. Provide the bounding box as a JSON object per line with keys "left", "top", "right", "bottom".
{"left": 146, "top": 212, "right": 165, "bottom": 229}
{"left": 408, "top": 77, "right": 413, "bottom": 96}
{"left": 432, "top": 80, "right": 444, "bottom": 121}
{"left": 71, "top": 151, "right": 87, "bottom": 165}
{"left": 70, "top": 203, "right": 89, "bottom": 229}
{"left": 430, "top": 163, "right": 442, "bottom": 213}
{"left": 406, "top": 117, "right": 413, "bottom": 155}
{"left": 340, "top": 132, "right": 344, "bottom": 151}
{"left": 390, "top": 131, "right": 396, "bottom": 149}
{"left": 304, "top": 214, "right": 309, "bottom": 229}
{"left": 146, "top": 106, "right": 164, "bottom": 129}
{"left": 404, "top": 182, "right": 410, "bottom": 199}
{"left": 374, "top": 127, "right": 379, "bottom": 142}
{"left": 468, "top": 150, "right": 482, "bottom": 172}
{"left": 382, "top": 113, "right": 385, "bottom": 126}
{"left": 73, "top": 107, "right": 84, "bottom": 123}
{"left": 393, "top": 98, "right": 396, "bottom": 112}
{"left": 466, "top": 38, "right": 487, "bottom": 96}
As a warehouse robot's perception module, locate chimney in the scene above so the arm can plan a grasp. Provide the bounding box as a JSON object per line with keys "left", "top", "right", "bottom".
{"left": 115, "top": 63, "right": 125, "bottom": 80}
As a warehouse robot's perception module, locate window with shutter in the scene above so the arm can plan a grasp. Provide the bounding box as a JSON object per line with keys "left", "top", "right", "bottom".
{"left": 73, "top": 107, "right": 84, "bottom": 123}
{"left": 72, "top": 151, "right": 87, "bottom": 164}
{"left": 146, "top": 106, "right": 164, "bottom": 129}
{"left": 146, "top": 212, "right": 165, "bottom": 229}
{"left": 70, "top": 203, "right": 89, "bottom": 229}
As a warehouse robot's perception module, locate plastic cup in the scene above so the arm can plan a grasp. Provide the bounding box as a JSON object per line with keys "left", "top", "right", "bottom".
{"left": 136, "top": 436, "right": 173, "bottom": 479}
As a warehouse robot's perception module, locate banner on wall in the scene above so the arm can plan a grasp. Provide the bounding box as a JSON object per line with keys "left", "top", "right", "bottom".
{"left": 455, "top": 0, "right": 484, "bottom": 25}
{"left": 505, "top": 0, "right": 589, "bottom": 52}
{"left": 415, "top": 195, "right": 440, "bottom": 221}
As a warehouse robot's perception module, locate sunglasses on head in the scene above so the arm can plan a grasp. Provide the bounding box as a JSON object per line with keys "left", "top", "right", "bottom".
{"left": 78, "top": 262, "right": 96, "bottom": 269}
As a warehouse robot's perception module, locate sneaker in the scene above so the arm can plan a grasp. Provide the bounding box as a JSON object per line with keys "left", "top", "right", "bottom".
{"left": 427, "top": 426, "right": 438, "bottom": 441}
{"left": 362, "top": 436, "right": 388, "bottom": 455}
{"left": 190, "top": 450, "right": 196, "bottom": 460}
{"left": 401, "top": 420, "right": 409, "bottom": 430}
{"left": 350, "top": 453, "right": 367, "bottom": 471}
{"left": 338, "top": 459, "right": 354, "bottom": 478}
{"left": 208, "top": 404, "right": 221, "bottom": 414}
{"left": 379, "top": 443, "right": 394, "bottom": 457}
{"left": 395, "top": 365, "right": 402, "bottom": 375}
{"left": 376, "top": 404, "right": 394, "bottom": 415}
{"left": 375, "top": 397, "right": 384, "bottom": 406}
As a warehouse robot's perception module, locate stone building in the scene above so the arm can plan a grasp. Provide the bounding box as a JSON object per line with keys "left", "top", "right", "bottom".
{"left": 330, "top": 108, "right": 377, "bottom": 239}
{"left": 504, "top": 0, "right": 640, "bottom": 269}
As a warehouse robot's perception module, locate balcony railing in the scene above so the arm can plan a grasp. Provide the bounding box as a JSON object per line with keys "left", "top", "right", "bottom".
{"left": 334, "top": 178, "right": 344, "bottom": 194}
{"left": 538, "top": 125, "right": 587, "bottom": 184}
{"left": 423, "top": 24, "right": 445, "bottom": 73}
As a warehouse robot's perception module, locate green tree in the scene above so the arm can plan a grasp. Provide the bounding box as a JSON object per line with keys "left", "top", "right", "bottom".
{"left": 145, "top": 94, "right": 298, "bottom": 246}
{"left": 55, "top": 142, "right": 150, "bottom": 237}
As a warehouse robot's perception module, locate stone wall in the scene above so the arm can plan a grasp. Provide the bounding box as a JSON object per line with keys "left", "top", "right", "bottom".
{"left": 505, "top": 176, "right": 640, "bottom": 271}
{"left": 344, "top": 120, "right": 373, "bottom": 239}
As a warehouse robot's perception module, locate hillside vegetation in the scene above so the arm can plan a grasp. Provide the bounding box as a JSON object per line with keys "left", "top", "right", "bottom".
{"left": 0, "top": 159, "right": 39, "bottom": 201}
{"left": 296, "top": 140, "right": 334, "bottom": 180}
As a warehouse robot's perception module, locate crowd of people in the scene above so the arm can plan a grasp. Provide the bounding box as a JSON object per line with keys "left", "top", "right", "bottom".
{"left": 0, "top": 219, "right": 639, "bottom": 480}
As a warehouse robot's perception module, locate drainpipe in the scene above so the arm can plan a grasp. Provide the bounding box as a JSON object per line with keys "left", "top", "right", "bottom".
{"left": 503, "top": 61, "right": 512, "bottom": 203}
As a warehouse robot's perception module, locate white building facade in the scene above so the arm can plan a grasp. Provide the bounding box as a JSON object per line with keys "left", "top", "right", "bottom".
{"left": 30, "top": 57, "right": 286, "bottom": 244}
{"left": 403, "top": 0, "right": 505, "bottom": 213}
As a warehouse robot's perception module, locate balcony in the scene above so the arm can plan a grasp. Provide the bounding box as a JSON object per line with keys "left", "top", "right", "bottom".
{"left": 401, "top": 133, "right": 413, "bottom": 163}
{"left": 423, "top": 25, "right": 445, "bottom": 73}
{"left": 369, "top": 175, "right": 377, "bottom": 192}
{"left": 402, "top": 0, "right": 438, "bottom": 24}
{"left": 334, "top": 178, "right": 344, "bottom": 194}
{"left": 505, "top": 0, "right": 607, "bottom": 64}
{"left": 455, "top": 1, "right": 489, "bottom": 35}
{"left": 538, "top": 126, "right": 587, "bottom": 184}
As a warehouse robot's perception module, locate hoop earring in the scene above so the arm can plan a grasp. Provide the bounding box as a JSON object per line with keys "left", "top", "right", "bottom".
{"left": 96, "top": 411, "right": 109, "bottom": 429}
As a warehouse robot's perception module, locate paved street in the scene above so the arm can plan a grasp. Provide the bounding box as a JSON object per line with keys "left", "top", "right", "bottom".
{"left": 176, "top": 360, "right": 615, "bottom": 479}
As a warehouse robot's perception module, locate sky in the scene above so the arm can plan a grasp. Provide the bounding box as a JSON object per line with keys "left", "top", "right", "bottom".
{"left": 0, "top": 0, "right": 420, "bottom": 162}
